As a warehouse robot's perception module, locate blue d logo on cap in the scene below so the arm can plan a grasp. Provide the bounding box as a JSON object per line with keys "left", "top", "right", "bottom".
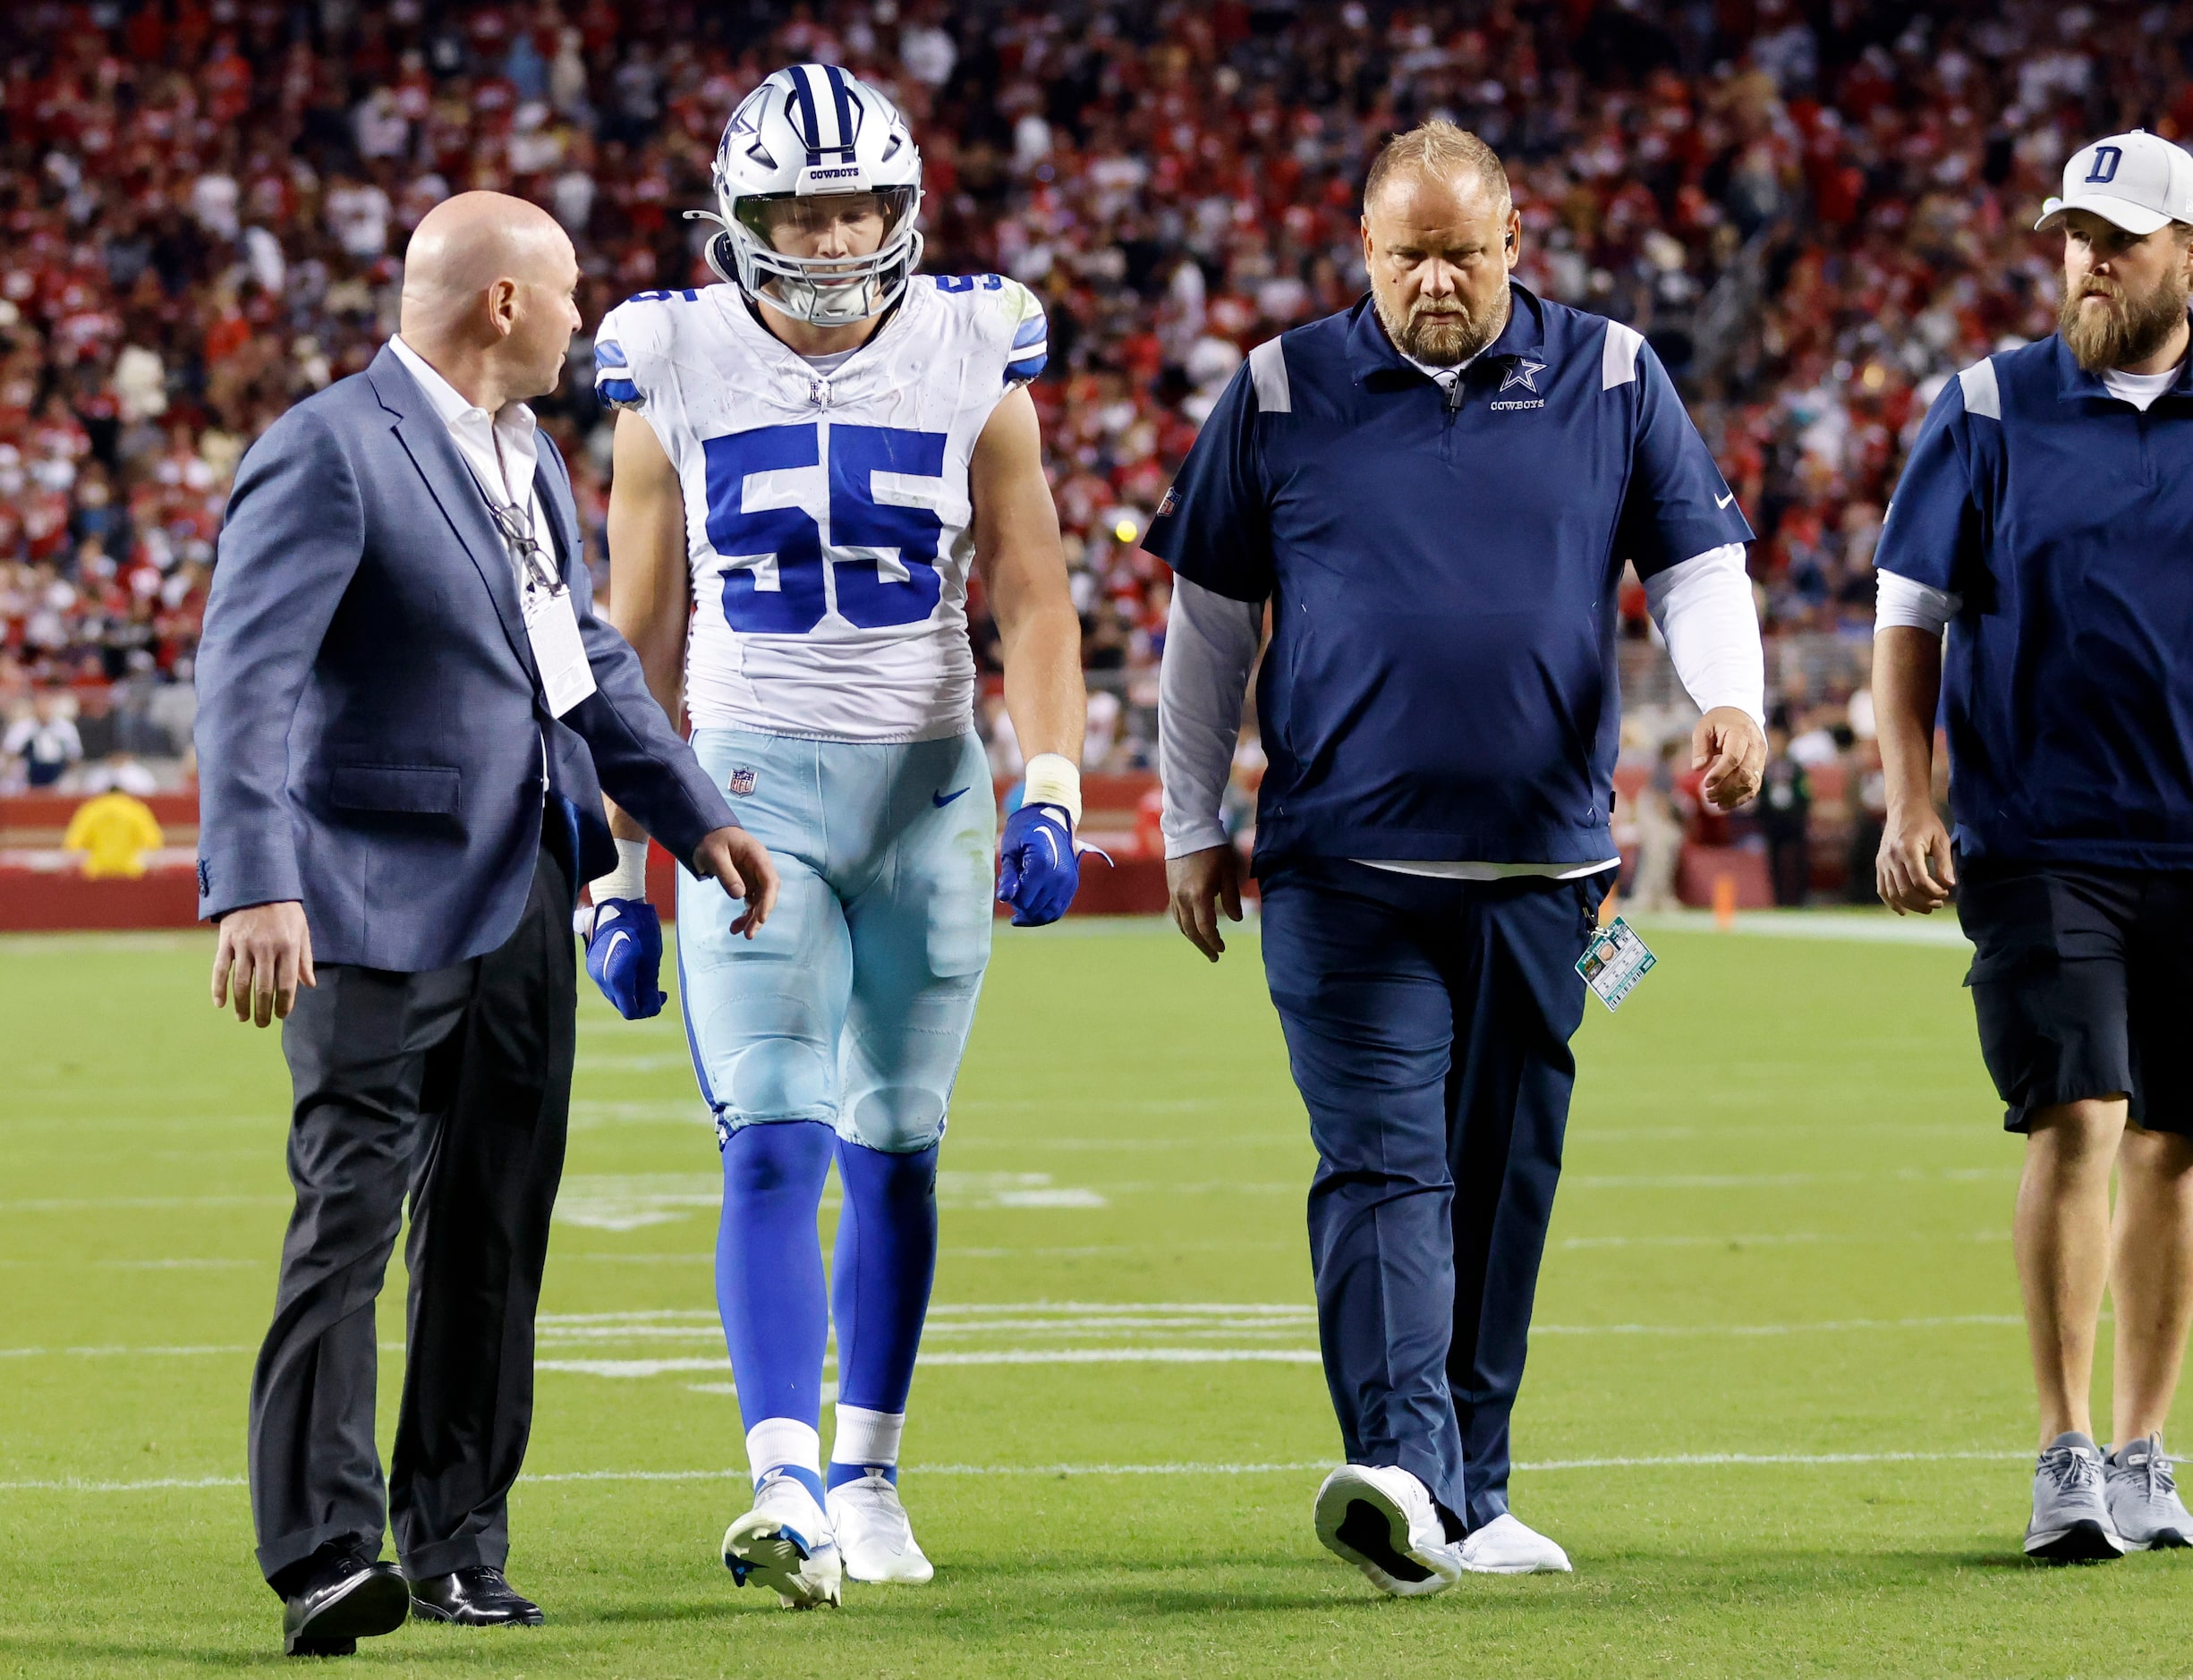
{"left": 2036, "top": 130, "right": 2193, "bottom": 235}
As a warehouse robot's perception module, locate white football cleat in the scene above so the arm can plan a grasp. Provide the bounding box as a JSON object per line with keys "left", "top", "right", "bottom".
{"left": 1459, "top": 1512, "right": 1573, "bottom": 1574}
{"left": 827, "top": 1470, "right": 936, "bottom": 1584}
{"left": 722, "top": 1472, "right": 843, "bottom": 1608}
{"left": 1313, "top": 1464, "right": 1465, "bottom": 1598}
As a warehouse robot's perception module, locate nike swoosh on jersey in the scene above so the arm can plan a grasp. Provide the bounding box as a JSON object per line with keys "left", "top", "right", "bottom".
{"left": 932, "top": 787, "right": 968, "bottom": 807}
{"left": 1715, "top": 490, "right": 1736, "bottom": 508}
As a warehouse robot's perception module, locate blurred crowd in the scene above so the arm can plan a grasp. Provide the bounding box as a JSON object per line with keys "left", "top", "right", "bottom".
{"left": 0, "top": 0, "right": 2173, "bottom": 791}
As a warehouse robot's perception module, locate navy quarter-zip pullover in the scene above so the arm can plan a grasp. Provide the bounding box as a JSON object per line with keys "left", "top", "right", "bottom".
{"left": 1142, "top": 283, "right": 1753, "bottom": 868}
{"left": 1874, "top": 334, "right": 2193, "bottom": 867}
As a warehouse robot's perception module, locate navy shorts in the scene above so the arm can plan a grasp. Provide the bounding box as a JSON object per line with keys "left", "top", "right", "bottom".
{"left": 1957, "top": 858, "right": 2193, "bottom": 1136}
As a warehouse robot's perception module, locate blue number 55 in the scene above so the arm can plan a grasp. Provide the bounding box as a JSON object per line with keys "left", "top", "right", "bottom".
{"left": 701, "top": 422, "right": 948, "bottom": 634}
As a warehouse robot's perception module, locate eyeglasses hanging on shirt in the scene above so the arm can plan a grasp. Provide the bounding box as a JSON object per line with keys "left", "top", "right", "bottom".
{"left": 483, "top": 498, "right": 567, "bottom": 598}
{"left": 460, "top": 456, "right": 598, "bottom": 720}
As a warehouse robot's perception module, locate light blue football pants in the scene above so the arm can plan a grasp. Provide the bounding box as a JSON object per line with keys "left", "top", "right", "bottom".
{"left": 677, "top": 728, "right": 995, "bottom": 1153}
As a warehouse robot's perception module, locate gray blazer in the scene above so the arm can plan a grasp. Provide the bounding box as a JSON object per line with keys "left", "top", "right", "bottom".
{"left": 194, "top": 344, "right": 735, "bottom": 972}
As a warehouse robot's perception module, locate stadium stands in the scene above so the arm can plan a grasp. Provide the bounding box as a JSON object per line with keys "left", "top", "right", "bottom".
{"left": 0, "top": 0, "right": 2146, "bottom": 903}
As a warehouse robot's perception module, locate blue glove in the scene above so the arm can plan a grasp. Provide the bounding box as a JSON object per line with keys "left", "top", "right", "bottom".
{"left": 997, "top": 802, "right": 1080, "bottom": 927}
{"left": 584, "top": 897, "right": 667, "bottom": 1019}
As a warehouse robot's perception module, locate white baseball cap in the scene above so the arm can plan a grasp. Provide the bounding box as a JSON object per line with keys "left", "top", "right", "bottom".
{"left": 2036, "top": 129, "right": 2193, "bottom": 235}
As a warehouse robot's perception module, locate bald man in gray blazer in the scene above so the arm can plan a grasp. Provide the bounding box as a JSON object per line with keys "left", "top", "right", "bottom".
{"left": 195, "top": 192, "right": 778, "bottom": 1656}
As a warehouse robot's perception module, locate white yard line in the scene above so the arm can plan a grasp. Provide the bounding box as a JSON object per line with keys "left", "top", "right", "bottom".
{"left": 0, "top": 1447, "right": 2061, "bottom": 1497}
{"left": 1561, "top": 1231, "right": 2007, "bottom": 1249}
{"left": 0, "top": 1345, "right": 256, "bottom": 1359}
{"left": 561, "top": 1252, "right": 712, "bottom": 1263}
{"left": 921, "top": 1348, "right": 1322, "bottom": 1365}
{"left": 952, "top": 1100, "right": 1230, "bottom": 1116}
{"left": 922, "top": 1302, "right": 1313, "bottom": 1316}
{"left": 946, "top": 1242, "right": 1296, "bottom": 1258}
{"left": 1623, "top": 911, "right": 1971, "bottom": 946}
{"left": 1567, "top": 1167, "right": 2016, "bottom": 1190}
{"left": 0, "top": 1257, "right": 263, "bottom": 1268}
{"left": 947, "top": 1133, "right": 1300, "bottom": 1148}
{"left": 1533, "top": 1313, "right": 2026, "bottom": 1336}
{"left": 482, "top": 1242, "right": 1296, "bottom": 1260}
{"left": 537, "top": 1349, "right": 1328, "bottom": 1378}
{"left": 0, "top": 1306, "right": 2036, "bottom": 1366}
{"left": 0, "top": 1194, "right": 290, "bottom": 1212}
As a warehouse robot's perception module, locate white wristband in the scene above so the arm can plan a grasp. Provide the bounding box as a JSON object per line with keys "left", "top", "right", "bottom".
{"left": 591, "top": 837, "right": 650, "bottom": 904}
{"left": 1022, "top": 752, "right": 1082, "bottom": 827}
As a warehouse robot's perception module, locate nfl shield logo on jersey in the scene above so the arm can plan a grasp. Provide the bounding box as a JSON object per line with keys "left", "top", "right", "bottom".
{"left": 729, "top": 767, "right": 759, "bottom": 797}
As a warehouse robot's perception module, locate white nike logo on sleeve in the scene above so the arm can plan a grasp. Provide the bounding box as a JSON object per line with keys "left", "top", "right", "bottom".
{"left": 1715, "top": 490, "right": 1736, "bottom": 509}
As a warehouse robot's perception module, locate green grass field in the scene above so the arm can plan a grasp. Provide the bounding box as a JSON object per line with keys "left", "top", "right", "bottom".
{"left": 3, "top": 912, "right": 2186, "bottom": 1676}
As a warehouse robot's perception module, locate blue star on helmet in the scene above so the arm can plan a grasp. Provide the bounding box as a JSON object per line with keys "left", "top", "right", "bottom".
{"left": 1500, "top": 357, "right": 1548, "bottom": 394}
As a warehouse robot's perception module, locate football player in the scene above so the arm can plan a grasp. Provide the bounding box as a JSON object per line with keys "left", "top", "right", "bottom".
{"left": 584, "top": 63, "right": 1088, "bottom": 1607}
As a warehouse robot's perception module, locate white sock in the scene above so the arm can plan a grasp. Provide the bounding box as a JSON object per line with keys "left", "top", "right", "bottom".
{"left": 746, "top": 1418, "right": 822, "bottom": 1492}
{"left": 830, "top": 1404, "right": 905, "bottom": 1468}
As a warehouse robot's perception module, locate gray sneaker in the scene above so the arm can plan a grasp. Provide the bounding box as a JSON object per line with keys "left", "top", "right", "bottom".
{"left": 2105, "top": 1435, "right": 2192, "bottom": 1551}
{"left": 2027, "top": 1432, "right": 2126, "bottom": 1563}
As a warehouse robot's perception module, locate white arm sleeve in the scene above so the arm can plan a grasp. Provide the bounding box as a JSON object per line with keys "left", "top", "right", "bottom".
{"left": 1158, "top": 577, "right": 1262, "bottom": 858}
{"left": 1642, "top": 542, "right": 1766, "bottom": 723}
{"left": 1874, "top": 568, "right": 1961, "bottom": 634}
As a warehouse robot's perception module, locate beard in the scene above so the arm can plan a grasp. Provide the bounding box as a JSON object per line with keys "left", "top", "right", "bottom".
{"left": 2058, "top": 267, "right": 2190, "bottom": 372}
{"left": 1374, "top": 290, "right": 1506, "bottom": 365}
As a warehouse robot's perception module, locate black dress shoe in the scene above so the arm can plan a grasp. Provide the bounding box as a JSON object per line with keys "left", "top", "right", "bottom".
{"left": 282, "top": 1553, "right": 411, "bottom": 1658}
{"left": 408, "top": 1565, "right": 545, "bottom": 1626}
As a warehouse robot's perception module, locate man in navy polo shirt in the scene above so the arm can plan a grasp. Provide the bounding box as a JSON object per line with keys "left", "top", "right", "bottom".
{"left": 1874, "top": 129, "right": 2193, "bottom": 1563}
{"left": 1148, "top": 121, "right": 1766, "bottom": 1596}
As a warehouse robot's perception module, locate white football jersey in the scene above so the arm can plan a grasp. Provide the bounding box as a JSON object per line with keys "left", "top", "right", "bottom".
{"left": 594, "top": 274, "right": 1048, "bottom": 742}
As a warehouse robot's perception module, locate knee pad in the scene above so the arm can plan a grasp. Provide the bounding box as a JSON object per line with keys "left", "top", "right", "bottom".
{"left": 839, "top": 1083, "right": 948, "bottom": 1155}
{"left": 710, "top": 1037, "right": 837, "bottom": 1143}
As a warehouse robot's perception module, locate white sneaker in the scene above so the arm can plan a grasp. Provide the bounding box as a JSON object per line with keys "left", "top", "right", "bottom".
{"left": 827, "top": 1470, "right": 936, "bottom": 1585}
{"left": 722, "top": 1472, "right": 843, "bottom": 1608}
{"left": 1312, "top": 1464, "right": 1466, "bottom": 1598}
{"left": 1459, "top": 1512, "right": 1573, "bottom": 1574}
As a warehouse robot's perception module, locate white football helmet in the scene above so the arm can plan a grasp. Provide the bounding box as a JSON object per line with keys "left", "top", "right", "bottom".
{"left": 692, "top": 63, "right": 923, "bottom": 327}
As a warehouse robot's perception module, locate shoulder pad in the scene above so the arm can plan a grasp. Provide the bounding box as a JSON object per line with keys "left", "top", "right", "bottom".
{"left": 927, "top": 273, "right": 1048, "bottom": 386}
{"left": 997, "top": 276, "right": 1049, "bottom": 387}
{"left": 593, "top": 289, "right": 705, "bottom": 412}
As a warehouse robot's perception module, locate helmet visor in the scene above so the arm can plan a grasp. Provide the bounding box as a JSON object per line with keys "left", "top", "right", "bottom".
{"left": 733, "top": 187, "right": 918, "bottom": 258}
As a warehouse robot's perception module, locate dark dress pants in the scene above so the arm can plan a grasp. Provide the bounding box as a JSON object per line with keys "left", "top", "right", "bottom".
{"left": 248, "top": 842, "right": 575, "bottom": 1589}
{"left": 1260, "top": 859, "right": 1602, "bottom": 1531}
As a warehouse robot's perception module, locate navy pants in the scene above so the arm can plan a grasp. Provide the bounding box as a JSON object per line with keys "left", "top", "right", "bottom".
{"left": 1260, "top": 858, "right": 1602, "bottom": 1530}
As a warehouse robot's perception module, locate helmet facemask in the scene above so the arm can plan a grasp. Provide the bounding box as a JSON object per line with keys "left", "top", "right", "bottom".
{"left": 718, "top": 187, "right": 922, "bottom": 327}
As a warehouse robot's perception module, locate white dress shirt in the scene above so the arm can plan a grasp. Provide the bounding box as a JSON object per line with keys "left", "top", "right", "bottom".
{"left": 386, "top": 334, "right": 554, "bottom": 594}
{"left": 387, "top": 334, "right": 557, "bottom": 787}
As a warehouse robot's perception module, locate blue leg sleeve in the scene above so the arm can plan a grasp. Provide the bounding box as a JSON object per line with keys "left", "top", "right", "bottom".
{"left": 717, "top": 1120, "right": 836, "bottom": 1474}
{"left": 827, "top": 1138, "right": 939, "bottom": 1470}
